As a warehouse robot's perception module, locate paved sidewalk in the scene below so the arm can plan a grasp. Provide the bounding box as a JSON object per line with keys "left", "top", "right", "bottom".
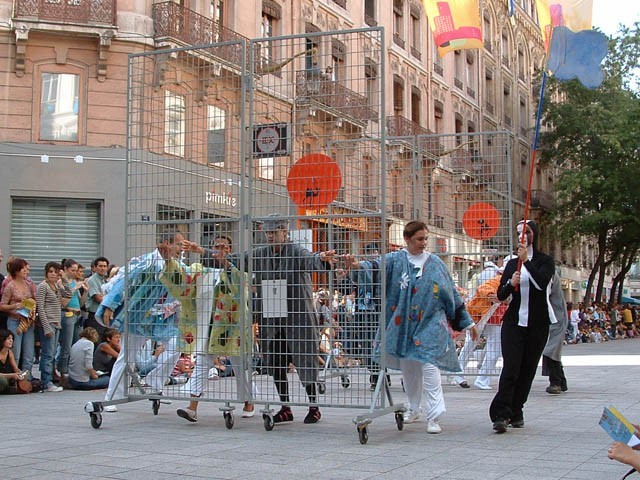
{"left": 3, "top": 339, "right": 639, "bottom": 479}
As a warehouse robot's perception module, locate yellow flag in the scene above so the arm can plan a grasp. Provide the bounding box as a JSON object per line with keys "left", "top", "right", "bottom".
{"left": 423, "top": 0, "right": 483, "bottom": 57}
{"left": 534, "top": 0, "right": 593, "bottom": 51}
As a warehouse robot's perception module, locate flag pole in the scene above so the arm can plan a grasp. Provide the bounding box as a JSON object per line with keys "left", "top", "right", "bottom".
{"left": 517, "top": 70, "right": 548, "bottom": 281}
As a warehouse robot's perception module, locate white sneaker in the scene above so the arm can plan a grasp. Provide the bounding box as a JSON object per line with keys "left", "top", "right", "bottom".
{"left": 403, "top": 409, "right": 421, "bottom": 424}
{"left": 427, "top": 419, "right": 442, "bottom": 434}
{"left": 103, "top": 405, "right": 118, "bottom": 413}
{"left": 474, "top": 381, "right": 492, "bottom": 390}
{"left": 46, "top": 384, "right": 63, "bottom": 392}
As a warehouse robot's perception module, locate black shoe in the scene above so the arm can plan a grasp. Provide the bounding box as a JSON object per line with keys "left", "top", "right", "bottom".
{"left": 561, "top": 382, "right": 568, "bottom": 392}
{"left": 458, "top": 380, "right": 470, "bottom": 389}
{"left": 546, "top": 385, "right": 562, "bottom": 394}
{"left": 273, "top": 406, "right": 293, "bottom": 423}
{"left": 303, "top": 406, "right": 321, "bottom": 424}
{"left": 510, "top": 418, "right": 525, "bottom": 428}
{"left": 493, "top": 419, "right": 508, "bottom": 433}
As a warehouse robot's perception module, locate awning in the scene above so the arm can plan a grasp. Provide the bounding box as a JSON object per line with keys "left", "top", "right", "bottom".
{"left": 621, "top": 296, "right": 640, "bottom": 305}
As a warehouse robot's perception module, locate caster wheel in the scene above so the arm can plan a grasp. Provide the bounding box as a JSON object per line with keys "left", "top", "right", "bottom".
{"left": 90, "top": 413, "right": 102, "bottom": 429}
{"left": 395, "top": 412, "right": 404, "bottom": 431}
{"left": 263, "top": 414, "right": 274, "bottom": 431}
{"left": 224, "top": 411, "right": 234, "bottom": 430}
{"left": 152, "top": 400, "right": 160, "bottom": 415}
{"left": 318, "top": 382, "right": 326, "bottom": 395}
{"left": 357, "top": 425, "right": 369, "bottom": 444}
{"left": 341, "top": 376, "right": 350, "bottom": 388}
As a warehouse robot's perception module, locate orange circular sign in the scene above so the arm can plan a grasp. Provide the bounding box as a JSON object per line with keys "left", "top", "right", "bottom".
{"left": 462, "top": 202, "right": 500, "bottom": 240}
{"left": 286, "top": 154, "right": 342, "bottom": 207}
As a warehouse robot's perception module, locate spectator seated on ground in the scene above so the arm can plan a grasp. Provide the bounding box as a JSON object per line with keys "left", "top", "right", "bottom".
{"left": 68, "top": 327, "right": 110, "bottom": 390}
{"left": 93, "top": 328, "right": 121, "bottom": 375}
{"left": 135, "top": 339, "right": 165, "bottom": 377}
{"left": 214, "top": 355, "right": 234, "bottom": 377}
{"left": 170, "top": 353, "right": 193, "bottom": 385}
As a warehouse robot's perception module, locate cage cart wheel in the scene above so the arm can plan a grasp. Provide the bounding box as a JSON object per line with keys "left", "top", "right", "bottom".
{"left": 263, "top": 414, "right": 274, "bottom": 431}
{"left": 152, "top": 399, "right": 160, "bottom": 415}
{"left": 395, "top": 411, "right": 404, "bottom": 431}
{"left": 224, "top": 411, "right": 234, "bottom": 430}
{"left": 357, "top": 425, "right": 369, "bottom": 445}
{"left": 318, "top": 382, "right": 326, "bottom": 395}
{"left": 341, "top": 375, "right": 350, "bottom": 388}
{"left": 90, "top": 412, "right": 102, "bottom": 429}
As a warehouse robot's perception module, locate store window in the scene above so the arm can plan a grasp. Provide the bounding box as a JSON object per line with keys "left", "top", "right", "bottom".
{"left": 11, "top": 198, "right": 101, "bottom": 282}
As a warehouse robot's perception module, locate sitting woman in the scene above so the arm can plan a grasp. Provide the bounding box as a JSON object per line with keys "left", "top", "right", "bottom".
{"left": 68, "top": 327, "right": 110, "bottom": 390}
{"left": 0, "top": 329, "right": 26, "bottom": 394}
{"left": 93, "top": 328, "right": 121, "bottom": 375}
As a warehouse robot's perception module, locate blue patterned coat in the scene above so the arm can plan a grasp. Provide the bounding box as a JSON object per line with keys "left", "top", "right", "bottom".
{"left": 377, "top": 250, "right": 472, "bottom": 372}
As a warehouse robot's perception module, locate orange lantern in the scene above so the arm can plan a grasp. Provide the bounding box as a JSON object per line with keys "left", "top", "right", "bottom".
{"left": 462, "top": 202, "right": 500, "bottom": 240}
{"left": 286, "top": 153, "right": 342, "bottom": 208}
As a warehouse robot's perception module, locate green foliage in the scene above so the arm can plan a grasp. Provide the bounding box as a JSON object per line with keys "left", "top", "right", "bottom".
{"left": 538, "top": 24, "right": 640, "bottom": 301}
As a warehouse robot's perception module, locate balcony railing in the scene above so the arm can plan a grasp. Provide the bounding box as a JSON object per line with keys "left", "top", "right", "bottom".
{"left": 433, "top": 63, "right": 444, "bottom": 76}
{"left": 296, "top": 70, "right": 377, "bottom": 123}
{"left": 387, "top": 115, "right": 443, "bottom": 155}
{"left": 153, "top": 1, "right": 248, "bottom": 69}
{"left": 14, "top": 0, "right": 116, "bottom": 25}
{"left": 454, "top": 78, "right": 463, "bottom": 90}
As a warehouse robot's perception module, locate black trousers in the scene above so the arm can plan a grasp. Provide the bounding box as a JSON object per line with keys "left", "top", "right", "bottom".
{"left": 542, "top": 355, "right": 567, "bottom": 389}
{"left": 490, "top": 320, "right": 549, "bottom": 422}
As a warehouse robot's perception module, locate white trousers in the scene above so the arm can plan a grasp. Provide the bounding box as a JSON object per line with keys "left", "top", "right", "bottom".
{"left": 185, "top": 353, "right": 252, "bottom": 401}
{"left": 105, "top": 334, "right": 180, "bottom": 401}
{"left": 400, "top": 359, "right": 445, "bottom": 421}
{"left": 454, "top": 329, "right": 477, "bottom": 384}
{"left": 474, "top": 324, "right": 502, "bottom": 388}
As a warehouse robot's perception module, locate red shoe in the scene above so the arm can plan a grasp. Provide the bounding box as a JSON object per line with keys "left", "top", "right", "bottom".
{"left": 304, "top": 406, "right": 321, "bottom": 424}
{"left": 273, "top": 406, "right": 293, "bottom": 423}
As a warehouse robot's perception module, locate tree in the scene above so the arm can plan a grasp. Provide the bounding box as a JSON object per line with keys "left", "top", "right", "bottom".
{"left": 539, "top": 24, "right": 640, "bottom": 305}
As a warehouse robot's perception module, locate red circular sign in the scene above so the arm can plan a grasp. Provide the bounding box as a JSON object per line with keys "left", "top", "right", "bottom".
{"left": 286, "top": 154, "right": 342, "bottom": 208}
{"left": 462, "top": 202, "right": 500, "bottom": 240}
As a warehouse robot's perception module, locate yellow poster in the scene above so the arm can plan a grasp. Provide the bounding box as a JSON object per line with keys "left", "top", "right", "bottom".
{"left": 423, "top": 0, "right": 483, "bottom": 57}
{"left": 534, "top": 0, "right": 593, "bottom": 51}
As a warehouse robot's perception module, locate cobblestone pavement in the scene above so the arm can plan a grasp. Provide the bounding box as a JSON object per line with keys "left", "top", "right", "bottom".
{"left": 3, "top": 339, "right": 639, "bottom": 479}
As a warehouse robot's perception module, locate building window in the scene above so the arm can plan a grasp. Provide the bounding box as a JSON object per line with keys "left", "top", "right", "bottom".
{"left": 393, "top": 75, "right": 404, "bottom": 112}
{"left": 208, "top": 105, "right": 226, "bottom": 165}
{"left": 519, "top": 96, "right": 528, "bottom": 134}
{"left": 165, "top": 91, "right": 185, "bottom": 157}
{"left": 483, "top": 14, "right": 492, "bottom": 52}
{"left": 433, "top": 40, "right": 443, "bottom": 74}
{"left": 466, "top": 52, "right": 476, "bottom": 93}
{"left": 40, "top": 72, "right": 79, "bottom": 142}
{"left": 393, "top": 0, "right": 404, "bottom": 48}
{"left": 503, "top": 82, "right": 512, "bottom": 126}
{"left": 211, "top": 0, "right": 224, "bottom": 24}
{"left": 411, "top": 87, "right": 421, "bottom": 126}
{"left": 410, "top": 9, "right": 421, "bottom": 59}
{"left": 454, "top": 50, "right": 463, "bottom": 89}
{"left": 518, "top": 48, "right": 525, "bottom": 80}
{"left": 454, "top": 114, "right": 463, "bottom": 146}
{"left": 501, "top": 30, "right": 510, "bottom": 66}
{"left": 365, "top": 58, "right": 378, "bottom": 110}
{"left": 434, "top": 101, "right": 444, "bottom": 134}
{"left": 258, "top": 157, "right": 274, "bottom": 180}
{"left": 364, "top": 0, "right": 376, "bottom": 26}
{"left": 261, "top": 1, "right": 281, "bottom": 67}
{"left": 330, "top": 39, "right": 346, "bottom": 83}
{"left": 485, "top": 68, "right": 495, "bottom": 112}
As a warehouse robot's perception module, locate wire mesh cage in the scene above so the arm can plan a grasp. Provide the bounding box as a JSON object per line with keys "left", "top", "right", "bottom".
{"left": 85, "top": 27, "right": 513, "bottom": 440}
